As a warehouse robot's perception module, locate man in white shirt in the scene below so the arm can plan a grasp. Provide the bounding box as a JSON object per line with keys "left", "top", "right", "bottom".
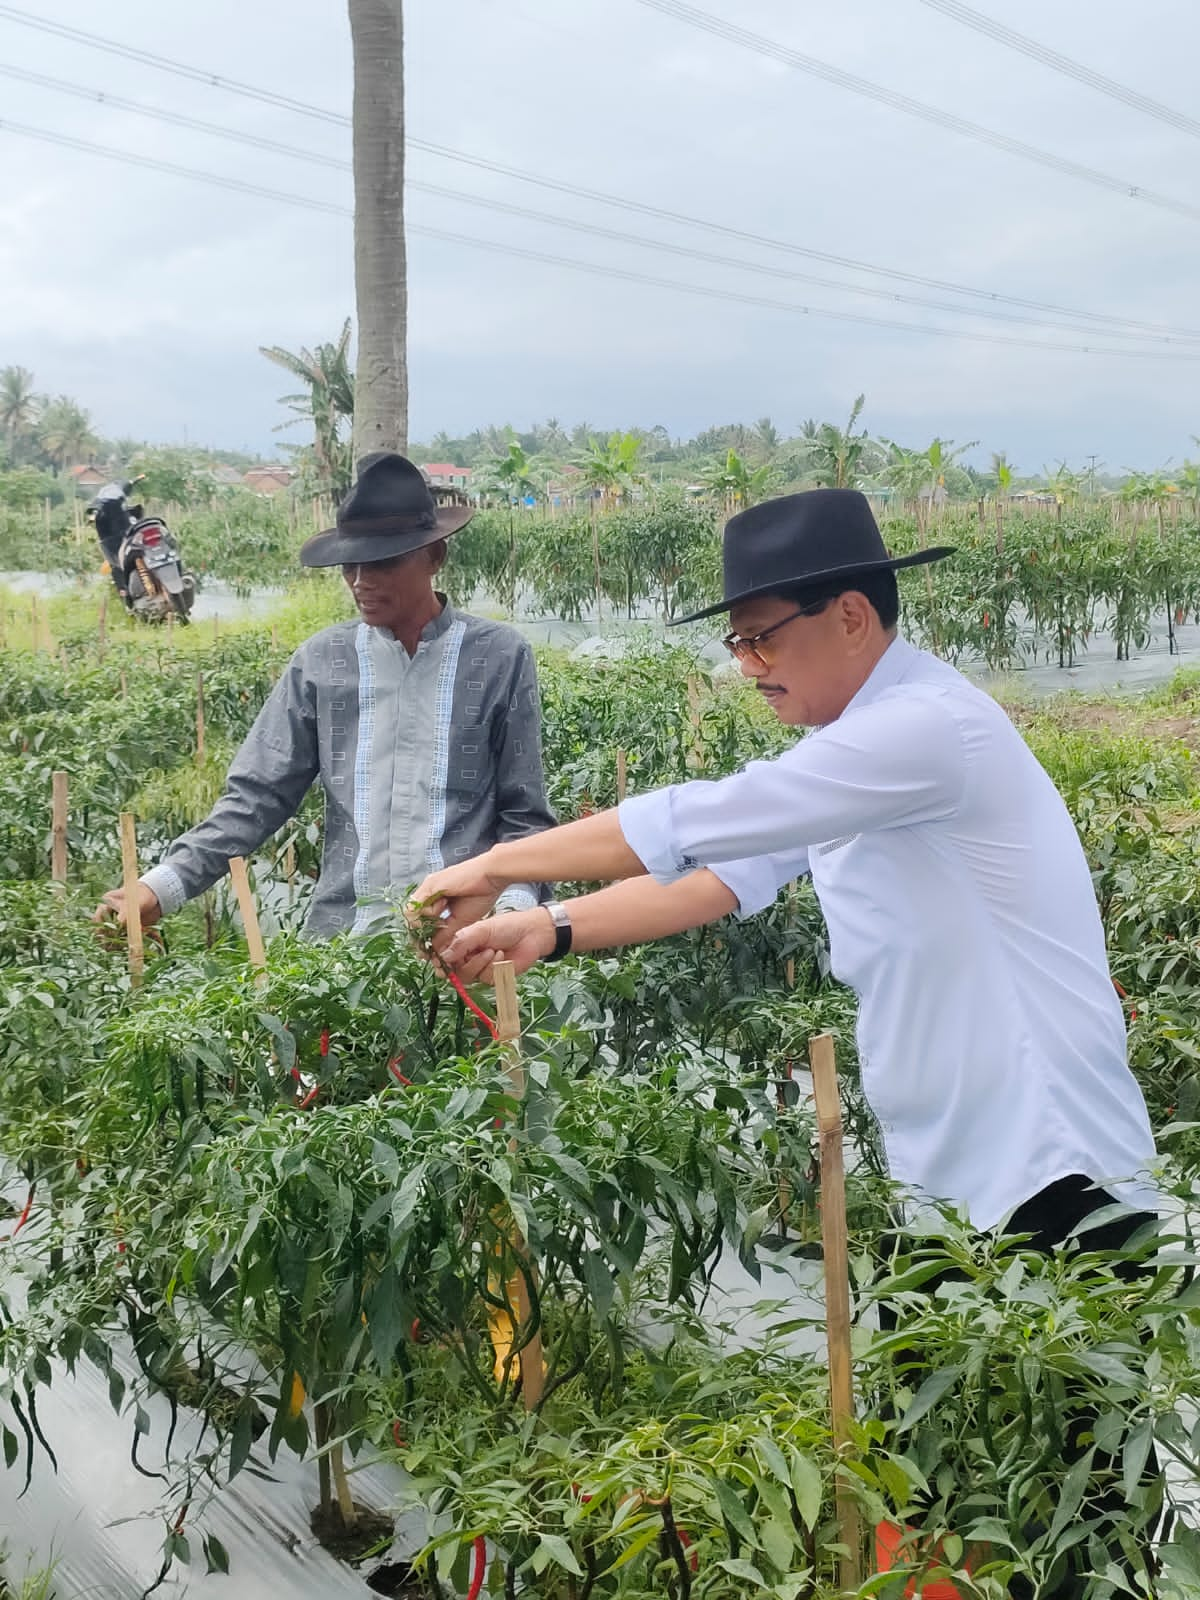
{"left": 416, "top": 487, "right": 1156, "bottom": 1232}
{"left": 414, "top": 486, "right": 1160, "bottom": 1593}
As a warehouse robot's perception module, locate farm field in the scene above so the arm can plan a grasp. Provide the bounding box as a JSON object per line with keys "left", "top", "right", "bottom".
{"left": 1, "top": 570, "right": 1199, "bottom": 1597}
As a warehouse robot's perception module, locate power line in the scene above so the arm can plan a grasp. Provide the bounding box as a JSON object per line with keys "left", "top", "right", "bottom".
{"left": 3, "top": 116, "right": 1198, "bottom": 365}
{"left": 628, "top": 0, "right": 1200, "bottom": 226}
{"left": 916, "top": 0, "right": 1200, "bottom": 140}
{"left": 7, "top": 64, "right": 1197, "bottom": 347}
{"left": 0, "top": 8, "right": 1194, "bottom": 343}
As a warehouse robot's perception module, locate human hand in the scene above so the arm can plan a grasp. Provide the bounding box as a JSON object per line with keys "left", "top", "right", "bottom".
{"left": 92, "top": 883, "right": 163, "bottom": 945}
{"left": 440, "top": 908, "right": 556, "bottom": 984}
{"left": 410, "top": 856, "right": 507, "bottom": 944}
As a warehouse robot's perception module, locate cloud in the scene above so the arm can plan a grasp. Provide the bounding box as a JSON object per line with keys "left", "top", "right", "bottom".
{"left": 0, "top": 0, "right": 1195, "bottom": 464}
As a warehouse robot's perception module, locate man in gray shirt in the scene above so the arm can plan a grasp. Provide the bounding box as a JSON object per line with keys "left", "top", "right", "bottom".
{"left": 96, "top": 453, "right": 554, "bottom": 938}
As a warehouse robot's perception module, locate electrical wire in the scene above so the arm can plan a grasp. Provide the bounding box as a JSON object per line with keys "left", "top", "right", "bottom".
{"left": 4, "top": 116, "right": 1198, "bottom": 364}
{"left": 627, "top": 0, "right": 1200, "bottom": 225}
{"left": 915, "top": 0, "right": 1200, "bottom": 140}
{"left": 5, "top": 65, "right": 1196, "bottom": 346}
{"left": 0, "top": 11, "right": 1194, "bottom": 341}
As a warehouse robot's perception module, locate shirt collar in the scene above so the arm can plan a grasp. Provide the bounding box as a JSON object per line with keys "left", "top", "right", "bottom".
{"left": 840, "top": 633, "right": 918, "bottom": 718}
{"left": 371, "top": 593, "right": 456, "bottom": 647}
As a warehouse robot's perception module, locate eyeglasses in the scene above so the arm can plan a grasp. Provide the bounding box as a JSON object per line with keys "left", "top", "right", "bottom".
{"left": 722, "top": 599, "right": 828, "bottom": 664}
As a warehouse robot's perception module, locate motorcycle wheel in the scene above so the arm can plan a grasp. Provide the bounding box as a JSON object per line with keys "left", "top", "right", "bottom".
{"left": 168, "top": 590, "right": 191, "bottom": 625}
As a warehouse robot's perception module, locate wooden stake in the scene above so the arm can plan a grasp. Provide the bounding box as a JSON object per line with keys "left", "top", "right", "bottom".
{"left": 686, "top": 674, "right": 704, "bottom": 770}
{"left": 615, "top": 748, "right": 628, "bottom": 802}
{"left": 284, "top": 840, "right": 296, "bottom": 903}
{"left": 118, "top": 812, "right": 144, "bottom": 986}
{"left": 195, "top": 671, "right": 206, "bottom": 766}
{"left": 228, "top": 856, "right": 267, "bottom": 970}
{"left": 98, "top": 590, "right": 107, "bottom": 655}
{"left": 809, "top": 1033, "right": 862, "bottom": 1589}
{"left": 29, "top": 595, "right": 39, "bottom": 651}
{"left": 492, "top": 960, "right": 545, "bottom": 1410}
{"left": 119, "top": 669, "right": 128, "bottom": 699}
{"left": 50, "top": 771, "right": 68, "bottom": 884}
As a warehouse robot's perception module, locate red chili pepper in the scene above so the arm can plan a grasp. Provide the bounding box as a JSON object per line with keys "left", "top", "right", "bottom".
{"left": 319, "top": 1028, "right": 330, "bottom": 1058}
{"left": 982, "top": 612, "right": 990, "bottom": 629}
{"left": 1130, "top": 1009, "right": 1139, "bottom": 1022}
{"left": 290, "top": 1065, "right": 302, "bottom": 1083}
{"left": 10, "top": 1184, "right": 35, "bottom": 1238}
{"left": 392, "top": 1420, "right": 406, "bottom": 1449}
{"left": 299, "top": 1084, "right": 320, "bottom": 1110}
{"left": 466, "top": 1536, "right": 487, "bottom": 1600}
{"left": 448, "top": 974, "right": 499, "bottom": 1040}
{"left": 677, "top": 1528, "right": 699, "bottom": 1574}
{"left": 1112, "top": 977, "right": 1128, "bottom": 999}
{"left": 388, "top": 1058, "right": 413, "bottom": 1087}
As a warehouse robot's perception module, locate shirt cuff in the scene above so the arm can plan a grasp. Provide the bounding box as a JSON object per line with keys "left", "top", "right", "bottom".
{"left": 707, "top": 858, "right": 783, "bottom": 920}
{"left": 495, "top": 884, "right": 538, "bottom": 913}
{"left": 617, "top": 790, "right": 698, "bottom": 884}
{"left": 141, "top": 862, "right": 188, "bottom": 918}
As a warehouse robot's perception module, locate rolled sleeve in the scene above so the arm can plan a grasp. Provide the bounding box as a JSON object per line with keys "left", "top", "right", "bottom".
{"left": 617, "top": 790, "right": 697, "bottom": 883}
{"left": 708, "top": 847, "right": 812, "bottom": 919}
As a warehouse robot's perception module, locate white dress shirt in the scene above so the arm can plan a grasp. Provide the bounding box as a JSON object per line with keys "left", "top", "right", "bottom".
{"left": 618, "top": 636, "right": 1157, "bottom": 1228}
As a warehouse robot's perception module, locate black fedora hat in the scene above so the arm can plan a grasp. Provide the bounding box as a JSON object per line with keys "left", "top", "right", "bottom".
{"left": 300, "top": 453, "right": 474, "bottom": 568}
{"left": 671, "top": 488, "right": 954, "bottom": 625}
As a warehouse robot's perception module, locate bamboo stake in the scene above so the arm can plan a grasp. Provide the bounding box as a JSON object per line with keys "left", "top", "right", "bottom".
{"left": 228, "top": 856, "right": 267, "bottom": 970}
{"left": 50, "top": 771, "right": 68, "bottom": 884}
{"left": 118, "top": 812, "right": 144, "bottom": 986}
{"left": 493, "top": 960, "right": 545, "bottom": 1410}
{"left": 195, "top": 672, "right": 206, "bottom": 766}
{"left": 97, "top": 590, "right": 107, "bottom": 656}
{"left": 809, "top": 1033, "right": 862, "bottom": 1589}
{"left": 615, "top": 748, "right": 628, "bottom": 802}
{"left": 284, "top": 840, "right": 297, "bottom": 904}
{"left": 119, "top": 669, "right": 128, "bottom": 699}
{"left": 29, "top": 595, "right": 39, "bottom": 651}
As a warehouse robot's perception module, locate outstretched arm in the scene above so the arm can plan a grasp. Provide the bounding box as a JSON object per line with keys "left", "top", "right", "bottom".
{"left": 414, "top": 809, "right": 643, "bottom": 927}
{"left": 439, "top": 869, "right": 737, "bottom": 983}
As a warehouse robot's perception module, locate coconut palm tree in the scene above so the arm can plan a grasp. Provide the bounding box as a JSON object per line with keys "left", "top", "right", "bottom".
{"left": 0, "top": 366, "right": 40, "bottom": 464}
{"left": 753, "top": 416, "right": 780, "bottom": 460}
{"left": 349, "top": 0, "right": 407, "bottom": 466}
{"left": 37, "top": 396, "right": 98, "bottom": 473}
{"left": 260, "top": 320, "right": 355, "bottom": 496}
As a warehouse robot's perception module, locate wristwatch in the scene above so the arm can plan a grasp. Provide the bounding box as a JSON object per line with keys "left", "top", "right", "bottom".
{"left": 542, "top": 901, "right": 573, "bottom": 962}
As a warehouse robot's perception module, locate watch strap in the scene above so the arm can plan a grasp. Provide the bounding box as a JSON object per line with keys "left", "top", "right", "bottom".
{"left": 542, "top": 901, "right": 573, "bottom": 962}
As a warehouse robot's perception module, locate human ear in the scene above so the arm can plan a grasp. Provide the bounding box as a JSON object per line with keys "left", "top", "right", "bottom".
{"left": 426, "top": 540, "right": 448, "bottom": 576}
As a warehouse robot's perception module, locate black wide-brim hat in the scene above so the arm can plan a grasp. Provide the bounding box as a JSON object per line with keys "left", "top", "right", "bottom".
{"left": 300, "top": 452, "right": 474, "bottom": 568}
{"left": 671, "top": 488, "right": 954, "bottom": 625}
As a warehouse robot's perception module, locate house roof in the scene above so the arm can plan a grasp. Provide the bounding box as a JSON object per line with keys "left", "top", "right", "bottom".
{"left": 68, "top": 464, "right": 105, "bottom": 480}
{"left": 420, "top": 463, "right": 472, "bottom": 477}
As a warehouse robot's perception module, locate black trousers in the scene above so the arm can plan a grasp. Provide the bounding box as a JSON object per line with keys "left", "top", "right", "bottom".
{"left": 878, "top": 1174, "right": 1160, "bottom": 1599}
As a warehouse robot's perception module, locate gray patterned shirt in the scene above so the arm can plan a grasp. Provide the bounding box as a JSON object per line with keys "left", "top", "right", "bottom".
{"left": 141, "top": 602, "right": 555, "bottom": 936}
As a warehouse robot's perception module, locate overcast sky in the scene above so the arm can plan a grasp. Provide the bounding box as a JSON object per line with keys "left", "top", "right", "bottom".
{"left": 0, "top": 0, "right": 1196, "bottom": 472}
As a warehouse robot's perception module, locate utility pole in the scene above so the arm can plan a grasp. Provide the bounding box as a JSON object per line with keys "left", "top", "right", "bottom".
{"left": 1086, "top": 454, "right": 1100, "bottom": 499}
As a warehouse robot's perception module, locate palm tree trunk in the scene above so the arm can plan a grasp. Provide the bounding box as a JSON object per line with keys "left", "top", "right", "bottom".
{"left": 349, "top": 0, "right": 408, "bottom": 464}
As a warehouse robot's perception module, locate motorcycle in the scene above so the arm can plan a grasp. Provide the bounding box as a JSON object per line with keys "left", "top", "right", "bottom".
{"left": 88, "top": 479, "right": 196, "bottom": 625}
